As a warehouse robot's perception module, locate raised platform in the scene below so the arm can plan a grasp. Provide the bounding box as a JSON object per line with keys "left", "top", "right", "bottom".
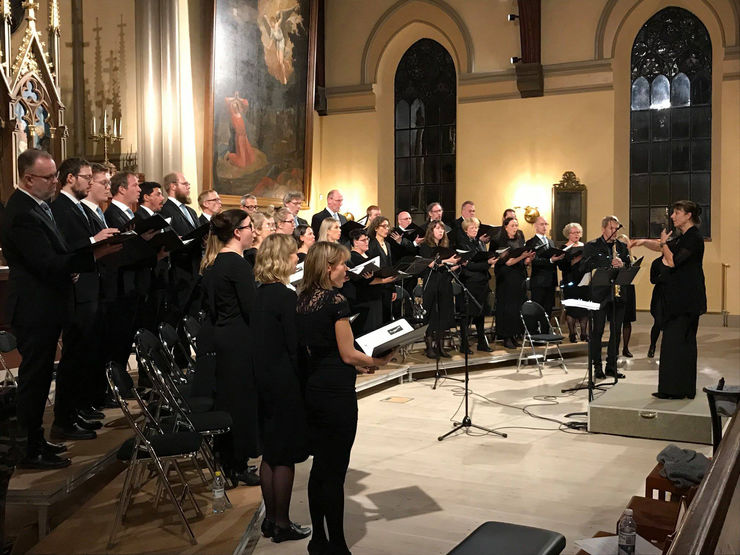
{"left": 588, "top": 382, "right": 712, "bottom": 444}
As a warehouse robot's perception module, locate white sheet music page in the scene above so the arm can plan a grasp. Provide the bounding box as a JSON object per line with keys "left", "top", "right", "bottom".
{"left": 349, "top": 256, "right": 380, "bottom": 275}
{"left": 355, "top": 319, "right": 414, "bottom": 356}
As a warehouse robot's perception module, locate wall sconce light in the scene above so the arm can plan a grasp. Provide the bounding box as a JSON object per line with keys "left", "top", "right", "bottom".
{"left": 510, "top": 56, "right": 522, "bottom": 64}
{"left": 523, "top": 206, "right": 540, "bottom": 224}
{"left": 507, "top": 14, "right": 519, "bottom": 21}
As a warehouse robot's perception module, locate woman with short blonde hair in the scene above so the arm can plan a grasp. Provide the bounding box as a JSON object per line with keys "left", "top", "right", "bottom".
{"left": 318, "top": 217, "right": 341, "bottom": 243}
{"left": 254, "top": 234, "right": 298, "bottom": 285}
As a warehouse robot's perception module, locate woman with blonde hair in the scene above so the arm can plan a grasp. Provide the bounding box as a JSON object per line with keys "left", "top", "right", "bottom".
{"left": 296, "top": 242, "right": 394, "bottom": 555}
{"left": 200, "top": 209, "right": 260, "bottom": 486}
{"left": 318, "top": 217, "right": 341, "bottom": 243}
{"left": 274, "top": 207, "right": 296, "bottom": 236}
{"left": 252, "top": 234, "right": 310, "bottom": 542}
{"left": 559, "top": 222, "right": 589, "bottom": 342}
{"left": 244, "top": 211, "right": 275, "bottom": 266}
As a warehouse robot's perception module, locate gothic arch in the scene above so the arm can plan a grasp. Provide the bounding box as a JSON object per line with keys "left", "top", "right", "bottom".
{"left": 361, "top": 0, "right": 473, "bottom": 85}
{"left": 594, "top": 0, "right": 738, "bottom": 59}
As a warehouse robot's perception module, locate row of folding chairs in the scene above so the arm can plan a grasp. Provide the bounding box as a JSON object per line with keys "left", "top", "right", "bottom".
{"left": 106, "top": 315, "right": 230, "bottom": 548}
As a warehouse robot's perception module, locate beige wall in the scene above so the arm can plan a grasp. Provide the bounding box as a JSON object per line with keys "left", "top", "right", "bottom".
{"left": 315, "top": 0, "right": 740, "bottom": 314}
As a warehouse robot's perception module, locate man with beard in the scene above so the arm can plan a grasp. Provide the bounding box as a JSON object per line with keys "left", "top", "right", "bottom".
{"left": 50, "top": 158, "right": 120, "bottom": 440}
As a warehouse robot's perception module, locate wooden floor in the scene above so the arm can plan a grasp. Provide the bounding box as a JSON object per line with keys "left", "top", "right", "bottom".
{"left": 252, "top": 320, "right": 739, "bottom": 555}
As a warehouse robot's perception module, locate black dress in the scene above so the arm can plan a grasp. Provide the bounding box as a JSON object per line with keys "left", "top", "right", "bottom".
{"left": 559, "top": 247, "right": 590, "bottom": 319}
{"left": 367, "top": 238, "right": 394, "bottom": 323}
{"left": 458, "top": 235, "right": 491, "bottom": 343}
{"left": 657, "top": 226, "right": 706, "bottom": 397}
{"left": 296, "top": 288, "right": 357, "bottom": 552}
{"left": 347, "top": 251, "right": 383, "bottom": 335}
{"left": 419, "top": 244, "right": 455, "bottom": 333}
{"left": 200, "top": 252, "right": 260, "bottom": 467}
{"left": 252, "top": 282, "right": 308, "bottom": 465}
{"left": 494, "top": 236, "right": 527, "bottom": 339}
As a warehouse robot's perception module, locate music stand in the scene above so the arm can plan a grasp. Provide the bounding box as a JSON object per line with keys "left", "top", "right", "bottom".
{"left": 437, "top": 267, "right": 507, "bottom": 441}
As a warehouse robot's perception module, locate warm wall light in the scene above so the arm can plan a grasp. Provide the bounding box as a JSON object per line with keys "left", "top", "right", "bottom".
{"left": 510, "top": 56, "right": 522, "bottom": 64}
{"left": 507, "top": 14, "right": 519, "bottom": 21}
{"left": 523, "top": 206, "right": 540, "bottom": 224}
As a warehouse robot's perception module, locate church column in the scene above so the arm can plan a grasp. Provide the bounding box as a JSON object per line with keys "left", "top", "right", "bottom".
{"left": 135, "top": 0, "right": 182, "bottom": 182}
{"left": 69, "top": 0, "right": 86, "bottom": 156}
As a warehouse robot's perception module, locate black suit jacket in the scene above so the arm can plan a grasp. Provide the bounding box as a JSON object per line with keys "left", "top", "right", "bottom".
{"left": 580, "top": 236, "right": 631, "bottom": 303}
{"left": 529, "top": 235, "right": 558, "bottom": 289}
{"left": 51, "top": 193, "right": 100, "bottom": 304}
{"left": 198, "top": 213, "right": 210, "bottom": 226}
{"left": 0, "top": 190, "right": 94, "bottom": 325}
{"left": 136, "top": 207, "right": 155, "bottom": 220}
{"left": 160, "top": 198, "right": 198, "bottom": 236}
{"left": 311, "top": 208, "right": 346, "bottom": 236}
{"left": 104, "top": 202, "right": 133, "bottom": 231}
{"left": 159, "top": 199, "right": 201, "bottom": 314}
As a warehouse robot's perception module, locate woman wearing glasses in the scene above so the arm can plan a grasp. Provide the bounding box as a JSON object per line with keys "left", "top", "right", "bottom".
{"left": 367, "top": 216, "right": 396, "bottom": 324}
{"left": 274, "top": 207, "right": 296, "bottom": 235}
{"left": 200, "top": 209, "right": 261, "bottom": 486}
{"left": 244, "top": 211, "right": 275, "bottom": 266}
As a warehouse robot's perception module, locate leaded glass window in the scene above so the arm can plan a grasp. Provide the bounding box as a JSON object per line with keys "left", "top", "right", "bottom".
{"left": 630, "top": 7, "right": 711, "bottom": 238}
{"left": 395, "top": 39, "right": 456, "bottom": 227}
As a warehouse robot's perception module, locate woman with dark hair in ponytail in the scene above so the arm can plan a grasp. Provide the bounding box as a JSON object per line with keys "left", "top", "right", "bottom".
{"left": 631, "top": 200, "right": 706, "bottom": 399}
{"left": 200, "top": 209, "right": 261, "bottom": 485}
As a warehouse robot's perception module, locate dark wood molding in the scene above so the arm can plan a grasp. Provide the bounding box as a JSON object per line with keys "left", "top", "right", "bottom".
{"left": 514, "top": 0, "right": 543, "bottom": 97}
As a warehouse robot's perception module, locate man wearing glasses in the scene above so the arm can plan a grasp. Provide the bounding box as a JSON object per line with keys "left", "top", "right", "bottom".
{"left": 240, "top": 193, "right": 258, "bottom": 213}
{"left": 161, "top": 172, "right": 198, "bottom": 235}
{"left": 0, "top": 149, "right": 100, "bottom": 469}
{"left": 198, "top": 190, "right": 222, "bottom": 224}
{"left": 282, "top": 191, "right": 307, "bottom": 226}
{"left": 311, "top": 189, "right": 346, "bottom": 235}
{"left": 50, "top": 158, "right": 121, "bottom": 441}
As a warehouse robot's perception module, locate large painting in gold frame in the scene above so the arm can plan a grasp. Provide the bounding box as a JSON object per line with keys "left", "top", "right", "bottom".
{"left": 203, "top": 0, "right": 316, "bottom": 208}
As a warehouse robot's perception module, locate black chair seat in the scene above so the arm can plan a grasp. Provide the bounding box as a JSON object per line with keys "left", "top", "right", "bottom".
{"left": 186, "top": 396, "right": 214, "bottom": 413}
{"left": 188, "top": 411, "right": 232, "bottom": 433}
{"left": 449, "top": 521, "right": 566, "bottom": 555}
{"left": 529, "top": 333, "right": 563, "bottom": 342}
{"left": 117, "top": 431, "right": 203, "bottom": 461}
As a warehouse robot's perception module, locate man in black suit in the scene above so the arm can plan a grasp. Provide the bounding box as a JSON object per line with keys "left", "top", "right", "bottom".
{"left": 0, "top": 149, "right": 98, "bottom": 468}
{"left": 159, "top": 172, "right": 201, "bottom": 323}
{"left": 50, "top": 158, "right": 120, "bottom": 440}
{"left": 283, "top": 191, "right": 307, "bottom": 227}
{"left": 311, "top": 189, "right": 346, "bottom": 235}
{"left": 136, "top": 181, "right": 166, "bottom": 218}
{"left": 529, "top": 216, "right": 565, "bottom": 317}
{"left": 197, "top": 189, "right": 222, "bottom": 225}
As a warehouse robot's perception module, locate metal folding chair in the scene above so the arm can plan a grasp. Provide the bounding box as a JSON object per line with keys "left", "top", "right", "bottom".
{"left": 0, "top": 331, "right": 18, "bottom": 387}
{"left": 181, "top": 315, "right": 202, "bottom": 356}
{"left": 518, "top": 300, "right": 568, "bottom": 377}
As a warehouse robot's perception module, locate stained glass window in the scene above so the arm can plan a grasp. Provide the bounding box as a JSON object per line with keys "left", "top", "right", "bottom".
{"left": 395, "top": 39, "right": 456, "bottom": 227}
{"left": 630, "top": 7, "right": 711, "bottom": 238}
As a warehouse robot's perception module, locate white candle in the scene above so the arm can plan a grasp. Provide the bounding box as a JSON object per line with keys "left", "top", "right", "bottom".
{"left": 92, "top": 116, "right": 96, "bottom": 135}
{"left": 103, "top": 111, "right": 107, "bottom": 132}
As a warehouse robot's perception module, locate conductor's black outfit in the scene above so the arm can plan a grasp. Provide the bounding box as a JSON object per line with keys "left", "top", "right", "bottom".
{"left": 50, "top": 192, "right": 103, "bottom": 425}
{"left": 656, "top": 226, "right": 706, "bottom": 397}
{"left": 581, "top": 236, "right": 631, "bottom": 375}
{"left": 457, "top": 234, "right": 492, "bottom": 348}
{"left": 529, "top": 234, "right": 558, "bottom": 316}
{"left": 0, "top": 189, "right": 94, "bottom": 461}
{"left": 296, "top": 288, "right": 356, "bottom": 554}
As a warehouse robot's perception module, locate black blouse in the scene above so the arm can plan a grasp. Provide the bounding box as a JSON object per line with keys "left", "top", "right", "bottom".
{"left": 660, "top": 225, "right": 706, "bottom": 317}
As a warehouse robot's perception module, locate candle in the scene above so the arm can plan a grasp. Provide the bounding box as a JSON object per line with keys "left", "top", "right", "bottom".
{"left": 103, "top": 111, "right": 107, "bottom": 132}
{"left": 92, "top": 116, "right": 96, "bottom": 135}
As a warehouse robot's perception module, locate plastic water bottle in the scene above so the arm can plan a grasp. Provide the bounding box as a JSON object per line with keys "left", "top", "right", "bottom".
{"left": 212, "top": 471, "right": 226, "bottom": 514}
{"left": 617, "top": 508, "right": 636, "bottom": 555}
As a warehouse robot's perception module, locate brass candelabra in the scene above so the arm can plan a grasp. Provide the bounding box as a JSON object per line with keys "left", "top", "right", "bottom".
{"left": 88, "top": 113, "right": 123, "bottom": 164}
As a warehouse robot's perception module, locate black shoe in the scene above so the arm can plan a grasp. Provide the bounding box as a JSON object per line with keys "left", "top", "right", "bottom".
{"left": 50, "top": 422, "right": 97, "bottom": 441}
{"left": 308, "top": 538, "right": 329, "bottom": 555}
{"left": 622, "top": 348, "right": 633, "bottom": 358}
{"left": 581, "top": 333, "right": 589, "bottom": 342}
{"left": 38, "top": 437, "right": 67, "bottom": 455}
{"left": 19, "top": 451, "right": 71, "bottom": 470}
{"left": 569, "top": 333, "right": 577, "bottom": 343}
{"left": 605, "top": 369, "right": 626, "bottom": 379}
{"left": 460, "top": 345, "right": 473, "bottom": 355}
{"left": 236, "top": 469, "right": 260, "bottom": 486}
{"left": 503, "top": 338, "right": 517, "bottom": 349}
{"left": 75, "top": 415, "right": 103, "bottom": 431}
{"left": 438, "top": 348, "right": 451, "bottom": 358}
{"left": 477, "top": 342, "right": 493, "bottom": 353}
{"left": 652, "top": 392, "right": 686, "bottom": 400}
{"left": 272, "top": 521, "right": 311, "bottom": 543}
{"left": 261, "top": 518, "right": 275, "bottom": 538}
{"left": 593, "top": 366, "right": 606, "bottom": 379}
{"left": 78, "top": 406, "right": 105, "bottom": 420}
{"left": 647, "top": 345, "right": 656, "bottom": 358}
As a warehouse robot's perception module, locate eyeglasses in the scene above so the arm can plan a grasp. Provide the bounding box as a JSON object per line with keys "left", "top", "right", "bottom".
{"left": 205, "top": 198, "right": 221, "bottom": 203}
{"left": 281, "top": 219, "right": 295, "bottom": 225}
{"left": 177, "top": 181, "right": 190, "bottom": 186}
{"left": 378, "top": 223, "right": 390, "bottom": 228}
{"left": 237, "top": 224, "right": 253, "bottom": 231}
{"left": 27, "top": 173, "right": 58, "bottom": 182}
{"left": 76, "top": 173, "right": 94, "bottom": 182}
{"left": 93, "top": 179, "right": 111, "bottom": 187}
{"left": 356, "top": 236, "right": 369, "bottom": 242}
{"left": 243, "top": 205, "right": 257, "bottom": 210}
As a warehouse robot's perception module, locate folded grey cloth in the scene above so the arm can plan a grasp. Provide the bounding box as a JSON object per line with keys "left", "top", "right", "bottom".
{"left": 657, "top": 444, "right": 711, "bottom": 489}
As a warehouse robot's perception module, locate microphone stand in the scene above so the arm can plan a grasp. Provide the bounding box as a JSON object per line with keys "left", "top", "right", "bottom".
{"left": 427, "top": 257, "right": 463, "bottom": 389}
{"left": 438, "top": 265, "right": 507, "bottom": 441}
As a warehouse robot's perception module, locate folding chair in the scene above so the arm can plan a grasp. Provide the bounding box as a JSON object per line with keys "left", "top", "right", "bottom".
{"left": 703, "top": 378, "right": 740, "bottom": 454}
{"left": 0, "top": 331, "right": 18, "bottom": 387}
{"left": 518, "top": 300, "right": 568, "bottom": 377}
{"left": 105, "top": 362, "right": 203, "bottom": 548}
{"left": 158, "top": 322, "right": 195, "bottom": 381}
{"left": 181, "top": 315, "right": 202, "bottom": 356}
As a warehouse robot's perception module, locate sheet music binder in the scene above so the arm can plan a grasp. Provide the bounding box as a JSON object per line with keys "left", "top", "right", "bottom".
{"left": 355, "top": 319, "right": 429, "bottom": 357}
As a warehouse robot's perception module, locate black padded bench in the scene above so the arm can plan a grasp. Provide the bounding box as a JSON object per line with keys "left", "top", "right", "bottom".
{"left": 448, "top": 521, "right": 566, "bottom": 555}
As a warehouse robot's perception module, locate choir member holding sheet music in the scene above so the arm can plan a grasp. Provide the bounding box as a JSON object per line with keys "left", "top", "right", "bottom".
{"left": 494, "top": 217, "right": 535, "bottom": 349}
{"left": 367, "top": 216, "right": 397, "bottom": 323}
{"left": 457, "top": 217, "right": 497, "bottom": 352}
{"left": 419, "top": 221, "right": 460, "bottom": 359}
{"left": 296, "top": 242, "right": 393, "bottom": 555}
{"left": 558, "top": 222, "right": 589, "bottom": 343}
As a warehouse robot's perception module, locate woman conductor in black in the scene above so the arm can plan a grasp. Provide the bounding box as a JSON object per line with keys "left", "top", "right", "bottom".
{"left": 631, "top": 200, "right": 706, "bottom": 399}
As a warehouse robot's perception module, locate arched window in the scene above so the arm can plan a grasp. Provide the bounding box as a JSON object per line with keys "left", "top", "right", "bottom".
{"left": 395, "top": 39, "right": 456, "bottom": 226}
{"left": 630, "top": 7, "right": 711, "bottom": 238}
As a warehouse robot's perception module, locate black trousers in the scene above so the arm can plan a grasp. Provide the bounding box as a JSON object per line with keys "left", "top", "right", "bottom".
{"left": 589, "top": 302, "right": 624, "bottom": 370}
{"left": 12, "top": 322, "right": 62, "bottom": 450}
{"left": 531, "top": 286, "right": 555, "bottom": 317}
{"left": 658, "top": 314, "right": 699, "bottom": 396}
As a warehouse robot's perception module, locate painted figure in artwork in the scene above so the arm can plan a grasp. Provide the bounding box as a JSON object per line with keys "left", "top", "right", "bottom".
{"left": 259, "top": 0, "right": 303, "bottom": 85}
{"left": 225, "top": 93, "right": 256, "bottom": 168}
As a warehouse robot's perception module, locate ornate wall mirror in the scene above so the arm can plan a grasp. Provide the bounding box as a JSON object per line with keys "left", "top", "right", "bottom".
{"left": 551, "top": 171, "right": 586, "bottom": 245}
